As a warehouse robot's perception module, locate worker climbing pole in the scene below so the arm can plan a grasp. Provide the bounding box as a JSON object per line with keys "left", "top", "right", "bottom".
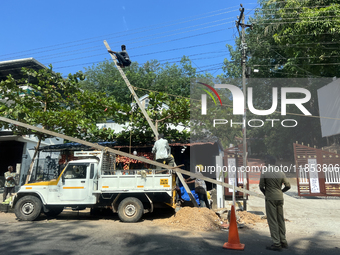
{"left": 103, "top": 41, "right": 199, "bottom": 207}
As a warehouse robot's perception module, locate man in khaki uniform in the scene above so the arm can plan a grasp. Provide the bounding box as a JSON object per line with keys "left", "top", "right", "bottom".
{"left": 259, "top": 163, "right": 291, "bottom": 251}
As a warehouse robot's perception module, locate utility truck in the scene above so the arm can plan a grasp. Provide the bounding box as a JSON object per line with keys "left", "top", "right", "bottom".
{"left": 12, "top": 151, "right": 175, "bottom": 222}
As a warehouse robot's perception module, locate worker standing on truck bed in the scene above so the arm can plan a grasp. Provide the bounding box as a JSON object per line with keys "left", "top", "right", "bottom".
{"left": 152, "top": 133, "right": 175, "bottom": 170}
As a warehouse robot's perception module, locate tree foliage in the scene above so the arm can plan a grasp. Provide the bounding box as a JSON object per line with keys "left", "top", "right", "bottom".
{"left": 221, "top": 0, "right": 340, "bottom": 159}
{"left": 223, "top": 0, "right": 340, "bottom": 78}
{"left": 80, "top": 56, "right": 196, "bottom": 104}
{"left": 114, "top": 92, "right": 190, "bottom": 145}
{"left": 80, "top": 57, "right": 196, "bottom": 144}
{"left": 81, "top": 56, "right": 243, "bottom": 147}
{"left": 0, "top": 66, "right": 123, "bottom": 141}
{"left": 0, "top": 65, "right": 125, "bottom": 180}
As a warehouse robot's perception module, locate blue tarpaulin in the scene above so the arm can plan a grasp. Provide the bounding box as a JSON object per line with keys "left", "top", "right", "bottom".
{"left": 180, "top": 186, "right": 200, "bottom": 205}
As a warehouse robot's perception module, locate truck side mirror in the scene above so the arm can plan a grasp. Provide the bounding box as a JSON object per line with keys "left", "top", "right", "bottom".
{"left": 62, "top": 173, "right": 65, "bottom": 184}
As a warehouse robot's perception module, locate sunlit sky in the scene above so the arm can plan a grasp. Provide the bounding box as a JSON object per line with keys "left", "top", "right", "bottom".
{"left": 1, "top": 0, "right": 258, "bottom": 77}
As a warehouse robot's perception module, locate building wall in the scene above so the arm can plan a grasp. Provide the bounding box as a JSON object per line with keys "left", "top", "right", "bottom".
{"left": 19, "top": 136, "right": 62, "bottom": 185}
{"left": 0, "top": 135, "right": 62, "bottom": 187}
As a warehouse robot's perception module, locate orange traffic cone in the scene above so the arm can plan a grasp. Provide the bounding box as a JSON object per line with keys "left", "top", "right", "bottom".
{"left": 223, "top": 205, "right": 245, "bottom": 250}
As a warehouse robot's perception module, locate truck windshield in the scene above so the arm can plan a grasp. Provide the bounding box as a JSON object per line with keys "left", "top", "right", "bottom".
{"left": 28, "top": 157, "right": 61, "bottom": 183}
{"left": 63, "top": 163, "right": 89, "bottom": 179}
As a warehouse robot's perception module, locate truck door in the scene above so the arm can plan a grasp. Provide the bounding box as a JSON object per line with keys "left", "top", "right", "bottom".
{"left": 87, "top": 163, "right": 98, "bottom": 204}
{"left": 59, "top": 163, "right": 89, "bottom": 202}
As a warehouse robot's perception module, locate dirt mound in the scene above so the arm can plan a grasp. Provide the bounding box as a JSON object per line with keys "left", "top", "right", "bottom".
{"left": 153, "top": 207, "right": 266, "bottom": 232}
{"left": 156, "top": 207, "right": 222, "bottom": 232}
{"left": 237, "top": 211, "right": 266, "bottom": 225}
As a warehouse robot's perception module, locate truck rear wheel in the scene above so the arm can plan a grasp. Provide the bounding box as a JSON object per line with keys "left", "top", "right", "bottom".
{"left": 15, "top": 195, "right": 42, "bottom": 221}
{"left": 118, "top": 197, "right": 143, "bottom": 222}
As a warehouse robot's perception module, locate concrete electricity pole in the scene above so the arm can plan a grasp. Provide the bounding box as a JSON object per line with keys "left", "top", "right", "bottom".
{"left": 236, "top": 4, "right": 252, "bottom": 210}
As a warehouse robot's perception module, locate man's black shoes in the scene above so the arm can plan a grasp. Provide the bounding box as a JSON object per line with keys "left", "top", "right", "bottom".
{"left": 266, "top": 245, "right": 282, "bottom": 251}
{"left": 281, "top": 242, "right": 288, "bottom": 249}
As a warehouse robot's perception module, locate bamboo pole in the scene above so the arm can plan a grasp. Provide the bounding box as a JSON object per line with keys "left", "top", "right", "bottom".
{"left": 0, "top": 116, "right": 264, "bottom": 199}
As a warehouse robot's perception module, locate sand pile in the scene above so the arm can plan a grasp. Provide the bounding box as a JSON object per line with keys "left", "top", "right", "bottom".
{"left": 237, "top": 210, "right": 266, "bottom": 225}
{"left": 153, "top": 207, "right": 266, "bottom": 232}
{"left": 157, "top": 207, "right": 222, "bottom": 232}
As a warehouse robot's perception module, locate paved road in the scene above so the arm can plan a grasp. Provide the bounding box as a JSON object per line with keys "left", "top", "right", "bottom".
{"left": 0, "top": 207, "right": 339, "bottom": 255}
{"left": 247, "top": 180, "right": 340, "bottom": 240}
{"left": 1, "top": 179, "right": 340, "bottom": 254}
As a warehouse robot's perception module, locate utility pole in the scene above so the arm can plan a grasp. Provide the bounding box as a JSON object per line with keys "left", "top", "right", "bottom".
{"left": 236, "top": 4, "right": 252, "bottom": 210}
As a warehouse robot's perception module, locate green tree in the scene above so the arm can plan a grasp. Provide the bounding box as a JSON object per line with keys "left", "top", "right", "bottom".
{"left": 80, "top": 56, "right": 197, "bottom": 104}
{"left": 272, "top": 0, "right": 340, "bottom": 77}
{"left": 79, "top": 56, "right": 196, "bottom": 144}
{"left": 221, "top": 0, "right": 340, "bottom": 159}
{"left": 115, "top": 92, "right": 190, "bottom": 145}
{"left": 80, "top": 55, "right": 243, "bottom": 150}
{"left": 0, "top": 66, "right": 122, "bottom": 181}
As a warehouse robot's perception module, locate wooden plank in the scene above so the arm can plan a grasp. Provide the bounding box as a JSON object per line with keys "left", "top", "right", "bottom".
{"left": 176, "top": 172, "right": 199, "bottom": 207}
{"left": 0, "top": 116, "right": 264, "bottom": 199}
{"left": 103, "top": 40, "right": 159, "bottom": 139}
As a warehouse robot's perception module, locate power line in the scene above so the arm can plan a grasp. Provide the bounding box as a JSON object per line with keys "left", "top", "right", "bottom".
{"left": 36, "top": 21, "right": 233, "bottom": 62}
{"left": 8, "top": 4, "right": 339, "bottom": 78}
{"left": 255, "top": 9, "right": 339, "bottom": 17}
{"left": 254, "top": 5, "right": 337, "bottom": 12}
{"left": 273, "top": 32, "right": 340, "bottom": 38}
{"left": 268, "top": 71, "right": 313, "bottom": 77}
{"left": 246, "top": 3, "right": 260, "bottom": 16}
{"left": 232, "top": 32, "right": 339, "bottom": 44}
{"left": 11, "top": 5, "right": 337, "bottom": 76}
{"left": 0, "top": 7, "right": 240, "bottom": 59}
{"left": 250, "top": 62, "right": 340, "bottom": 67}
{"left": 2, "top": 21, "right": 234, "bottom": 69}
{"left": 7, "top": 18, "right": 235, "bottom": 62}
{"left": 270, "top": 42, "right": 340, "bottom": 47}
{"left": 53, "top": 39, "right": 232, "bottom": 69}
{"left": 50, "top": 41, "right": 230, "bottom": 70}
{"left": 0, "top": 33, "right": 232, "bottom": 71}
{"left": 137, "top": 51, "right": 228, "bottom": 66}
{"left": 253, "top": 18, "right": 340, "bottom": 26}
{"left": 253, "top": 55, "right": 340, "bottom": 61}
{"left": 196, "top": 66, "right": 224, "bottom": 73}
{"left": 49, "top": 29, "right": 230, "bottom": 65}
{"left": 0, "top": 30, "right": 231, "bottom": 72}
{"left": 252, "top": 15, "right": 340, "bottom": 24}
{"left": 247, "top": 41, "right": 340, "bottom": 52}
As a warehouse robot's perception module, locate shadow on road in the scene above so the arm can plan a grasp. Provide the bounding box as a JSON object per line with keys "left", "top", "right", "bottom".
{"left": 1, "top": 208, "right": 338, "bottom": 255}
{"left": 30, "top": 206, "right": 176, "bottom": 223}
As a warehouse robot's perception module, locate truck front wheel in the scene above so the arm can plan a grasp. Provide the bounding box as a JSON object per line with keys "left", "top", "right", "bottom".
{"left": 14, "top": 195, "right": 42, "bottom": 221}
{"left": 118, "top": 197, "right": 143, "bottom": 222}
